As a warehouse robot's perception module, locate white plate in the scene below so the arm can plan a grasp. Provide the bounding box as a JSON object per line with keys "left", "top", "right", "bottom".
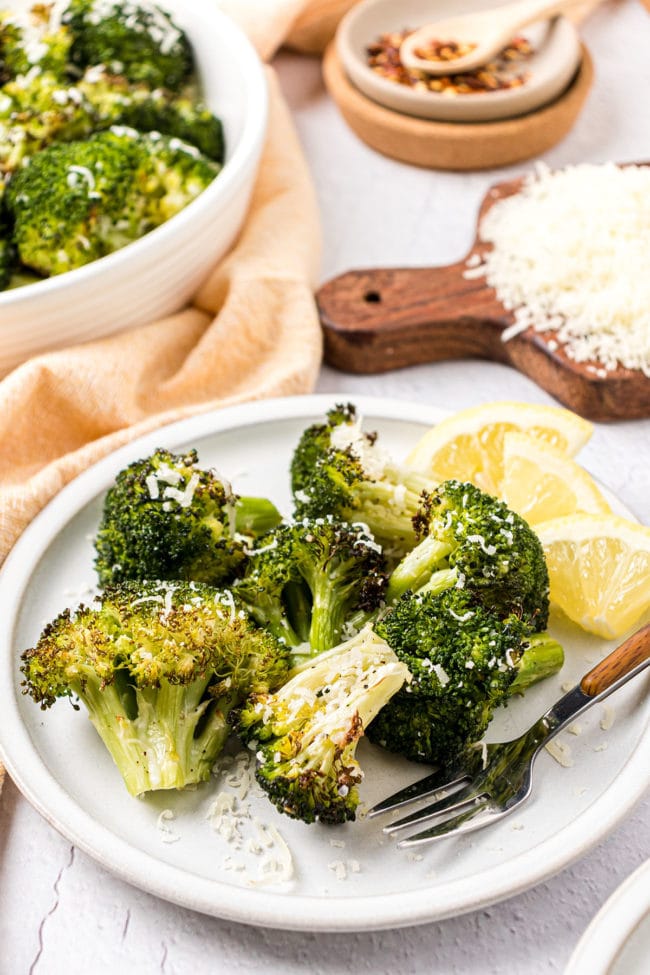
{"left": 566, "top": 858, "right": 650, "bottom": 975}
{"left": 0, "top": 394, "right": 648, "bottom": 932}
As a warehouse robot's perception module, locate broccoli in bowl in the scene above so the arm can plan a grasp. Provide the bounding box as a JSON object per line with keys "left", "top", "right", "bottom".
{"left": 0, "top": 0, "right": 225, "bottom": 289}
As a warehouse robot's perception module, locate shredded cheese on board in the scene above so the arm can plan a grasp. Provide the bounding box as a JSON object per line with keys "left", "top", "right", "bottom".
{"left": 472, "top": 163, "right": 650, "bottom": 375}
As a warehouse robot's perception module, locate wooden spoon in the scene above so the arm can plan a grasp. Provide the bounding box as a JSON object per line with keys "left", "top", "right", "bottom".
{"left": 316, "top": 171, "right": 650, "bottom": 423}
{"left": 400, "top": 0, "right": 598, "bottom": 75}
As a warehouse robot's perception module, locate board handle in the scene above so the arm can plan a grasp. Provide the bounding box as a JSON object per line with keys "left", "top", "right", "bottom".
{"left": 580, "top": 624, "right": 650, "bottom": 697}
{"left": 317, "top": 264, "right": 511, "bottom": 374}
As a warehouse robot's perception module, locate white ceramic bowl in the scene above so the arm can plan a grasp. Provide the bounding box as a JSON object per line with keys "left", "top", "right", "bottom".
{"left": 0, "top": 0, "right": 268, "bottom": 376}
{"left": 338, "top": 0, "right": 582, "bottom": 123}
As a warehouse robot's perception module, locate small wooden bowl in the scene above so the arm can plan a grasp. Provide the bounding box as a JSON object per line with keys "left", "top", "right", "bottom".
{"left": 323, "top": 41, "right": 594, "bottom": 170}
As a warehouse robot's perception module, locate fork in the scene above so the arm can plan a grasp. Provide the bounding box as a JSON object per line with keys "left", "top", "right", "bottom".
{"left": 368, "top": 623, "right": 650, "bottom": 848}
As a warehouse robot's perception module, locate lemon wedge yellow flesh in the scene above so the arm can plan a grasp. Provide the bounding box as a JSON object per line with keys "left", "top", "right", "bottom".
{"left": 535, "top": 514, "right": 650, "bottom": 639}
{"left": 500, "top": 432, "right": 611, "bottom": 524}
{"left": 407, "top": 401, "right": 593, "bottom": 496}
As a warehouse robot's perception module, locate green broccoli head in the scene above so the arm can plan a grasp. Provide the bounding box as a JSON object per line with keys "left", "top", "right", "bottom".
{"left": 95, "top": 448, "right": 250, "bottom": 588}
{"left": 387, "top": 479, "right": 550, "bottom": 630}
{"left": 0, "top": 70, "right": 99, "bottom": 173}
{"left": 116, "top": 84, "right": 224, "bottom": 163}
{"left": 0, "top": 8, "right": 72, "bottom": 84}
{"left": 21, "top": 580, "right": 289, "bottom": 795}
{"left": 291, "top": 404, "right": 437, "bottom": 561}
{"left": 235, "top": 627, "right": 410, "bottom": 824}
{"left": 62, "top": 0, "right": 193, "bottom": 90}
{"left": 368, "top": 588, "right": 531, "bottom": 766}
{"left": 75, "top": 68, "right": 224, "bottom": 162}
{"left": 290, "top": 403, "right": 357, "bottom": 493}
{"left": 0, "top": 66, "right": 224, "bottom": 174}
{"left": 5, "top": 126, "right": 219, "bottom": 275}
{"left": 0, "top": 233, "right": 14, "bottom": 290}
{"left": 234, "top": 517, "right": 388, "bottom": 655}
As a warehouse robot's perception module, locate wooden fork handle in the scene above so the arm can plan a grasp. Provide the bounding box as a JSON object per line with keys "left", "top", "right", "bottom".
{"left": 581, "top": 623, "right": 650, "bottom": 697}
{"left": 317, "top": 265, "right": 512, "bottom": 374}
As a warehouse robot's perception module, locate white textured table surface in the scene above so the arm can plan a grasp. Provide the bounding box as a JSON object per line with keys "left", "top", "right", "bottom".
{"left": 1, "top": 3, "right": 649, "bottom": 972}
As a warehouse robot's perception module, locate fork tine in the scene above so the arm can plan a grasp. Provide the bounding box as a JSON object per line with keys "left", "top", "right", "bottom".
{"left": 367, "top": 763, "right": 470, "bottom": 819}
{"left": 396, "top": 800, "right": 503, "bottom": 848}
{"left": 383, "top": 782, "right": 487, "bottom": 835}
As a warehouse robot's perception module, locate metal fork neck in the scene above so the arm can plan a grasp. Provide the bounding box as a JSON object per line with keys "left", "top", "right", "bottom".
{"left": 540, "top": 657, "right": 650, "bottom": 744}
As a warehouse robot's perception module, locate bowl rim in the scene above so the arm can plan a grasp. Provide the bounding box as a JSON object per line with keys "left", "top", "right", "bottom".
{"left": 0, "top": 0, "right": 269, "bottom": 308}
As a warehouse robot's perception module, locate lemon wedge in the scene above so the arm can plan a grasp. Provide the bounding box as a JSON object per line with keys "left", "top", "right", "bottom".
{"left": 500, "top": 432, "right": 611, "bottom": 524}
{"left": 535, "top": 514, "right": 650, "bottom": 639}
{"left": 407, "top": 401, "right": 593, "bottom": 495}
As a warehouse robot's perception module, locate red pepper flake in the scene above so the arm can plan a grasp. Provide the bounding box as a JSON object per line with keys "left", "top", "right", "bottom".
{"left": 366, "top": 30, "right": 533, "bottom": 95}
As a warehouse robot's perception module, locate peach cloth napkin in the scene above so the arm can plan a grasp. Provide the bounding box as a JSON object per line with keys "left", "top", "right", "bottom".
{"left": 0, "top": 4, "right": 332, "bottom": 569}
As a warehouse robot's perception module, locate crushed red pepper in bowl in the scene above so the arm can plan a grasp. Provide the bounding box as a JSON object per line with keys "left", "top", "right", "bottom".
{"left": 413, "top": 39, "right": 478, "bottom": 62}
{"left": 366, "top": 30, "right": 533, "bottom": 95}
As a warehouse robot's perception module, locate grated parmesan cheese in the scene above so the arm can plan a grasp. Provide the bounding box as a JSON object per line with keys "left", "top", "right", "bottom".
{"left": 600, "top": 706, "right": 616, "bottom": 731}
{"left": 545, "top": 738, "right": 574, "bottom": 768}
{"left": 432, "top": 663, "right": 450, "bottom": 687}
{"left": 207, "top": 752, "right": 294, "bottom": 886}
{"left": 157, "top": 809, "right": 180, "bottom": 844}
{"left": 475, "top": 163, "right": 650, "bottom": 375}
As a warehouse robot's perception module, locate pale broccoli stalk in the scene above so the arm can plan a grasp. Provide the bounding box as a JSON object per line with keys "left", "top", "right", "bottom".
{"left": 235, "top": 627, "right": 410, "bottom": 824}
{"left": 21, "top": 581, "right": 289, "bottom": 796}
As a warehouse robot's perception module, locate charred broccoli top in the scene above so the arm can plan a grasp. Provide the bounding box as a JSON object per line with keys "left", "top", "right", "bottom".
{"left": 291, "top": 404, "right": 437, "bottom": 561}
{"left": 5, "top": 126, "right": 219, "bottom": 276}
{"left": 62, "top": 0, "right": 193, "bottom": 90}
{"left": 21, "top": 580, "right": 289, "bottom": 795}
{"left": 368, "top": 588, "right": 562, "bottom": 767}
{"left": 235, "top": 627, "right": 410, "bottom": 824}
{"left": 234, "top": 517, "right": 388, "bottom": 655}
{"left": 95, "top": 447, "right": 281, "bottom": 588}
{"left": 387, "top": 479, "right": 550, "bottom": 630}
{"left": 0, "top": 8, "right": 71, "bottom": 84}
{"left": 0, "top": 67, "right": 223, "bottom": 174}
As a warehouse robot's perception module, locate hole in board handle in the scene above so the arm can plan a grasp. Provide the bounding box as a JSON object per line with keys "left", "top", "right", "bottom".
{"left": 364, "top": 291, "right": 382, "bottom": 304}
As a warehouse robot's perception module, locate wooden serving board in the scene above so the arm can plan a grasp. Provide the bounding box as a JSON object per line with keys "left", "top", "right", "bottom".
{"left": 317, "top": 173, "right": 650, "bottom": 422}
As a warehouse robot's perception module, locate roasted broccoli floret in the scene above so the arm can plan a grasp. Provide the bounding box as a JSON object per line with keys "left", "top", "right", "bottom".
{"left": 62, "top": 0, "right": 192, "bottom": 90}
{"left": 116, "top": 85, "right": 224, "bottom": 163}
{"left": 0, "top": 174, "right": 14, "bottom": 287}
{"left": 235, "top": 517, "right": 388, "bottom": 655}
{"left": 235, "top": 627, "right": 410, "bottom": 824}
{"left": 367, "top": 588, "right": 563, "bottom": 767}
{"left": 291, "top": 404, "right": 437, "bottom": 561}
{"left": 21, "top": 581, "right": 289, "bottom": 796}
{"left": 95, "top": 448, "right": 281, "bottom": 588}
{"left": 0, "top": 67, "right": 224, "bottom": 173}
{"left": 387, "top": 479, "right": 550, "bottom": 630}
{"left": 0, "top": 8, "right": 71, "bottom": 84}
{"left": 5, "top": 126, "right": 219, "bottom": 276}
{"left": 0, "top": 236, "right": 14, "bottom": 290}
{"left": 0, "top": 70, "right": 97, "bottom": 173}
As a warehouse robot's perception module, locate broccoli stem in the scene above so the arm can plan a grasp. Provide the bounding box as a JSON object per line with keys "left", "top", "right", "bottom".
{"left": 386, "top": 536, "right": 453, "bottom": 603}
{"left": 246, "top": 601, "right": 303, "bottom": 649}
{"left": 283, "top": 580, "right": 312, "bottom": 644}
{"left": 354, "top": 475, "right": 427, "bottom": 552}
{"left": 510, "top": 633, "right": 565, "bottom": 695}
{"left": 82, "top": 676, "right": 232, "bottom": 796}
{"left": 308, "top": 573, "right": 345, "bottom": 655}
{"left": 417, "top": 568, "right": 459, "bottom": 598}
{"left": 235, "top": 497, "right": 282, "bottom": 537}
